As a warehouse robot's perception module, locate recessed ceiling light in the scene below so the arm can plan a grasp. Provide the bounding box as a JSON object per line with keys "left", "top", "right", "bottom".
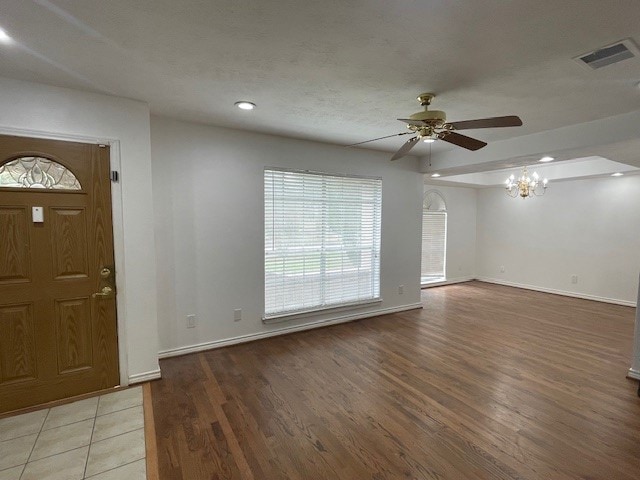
{"left": 539, "top": 156, "right": 554, "bottom": 162}
{"left": 234, "top": 101, "right": 256, "bottom": 110}
{"left": 0, "top": 28, "right": 13, "bottom": 45}
{"left": 423, "top": 137, "right": 436, "bottom": 143}
{"left": 431, "top": 173, "right": 441, "bottom": 178}
{"left": 611, "top": 172, "right": 624, "bottom": 177}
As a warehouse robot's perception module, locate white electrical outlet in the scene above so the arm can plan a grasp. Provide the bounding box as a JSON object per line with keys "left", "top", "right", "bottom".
{"left": 571, "top": 275, "right": 578, "bottom": 284}
{"left": 500, "top": 266, "right": 505, "bottom": 273}
{"left": 187, "top": 314, "right": 196, "bottom": 328}
{"left": 234, "top": 309, "right": 242, "bottom": 322}
{"left": 398, "top": 285, "right": 404, "bottom": 295}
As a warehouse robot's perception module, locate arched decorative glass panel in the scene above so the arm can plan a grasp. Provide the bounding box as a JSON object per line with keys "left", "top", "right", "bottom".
{"left": 423, "top": 190, "right": 446, "bottom": 212}
{"left": 0, "top": 156, "right": 81, "bottom": 190}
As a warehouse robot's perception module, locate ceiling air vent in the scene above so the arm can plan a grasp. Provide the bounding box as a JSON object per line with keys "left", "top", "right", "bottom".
{"left": 574, "top": 38, "right": 639, "bottom": 70}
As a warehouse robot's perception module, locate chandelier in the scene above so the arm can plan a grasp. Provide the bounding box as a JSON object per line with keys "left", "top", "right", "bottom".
{"left": 505, "top": 166, "right": 548, "bottom": 198}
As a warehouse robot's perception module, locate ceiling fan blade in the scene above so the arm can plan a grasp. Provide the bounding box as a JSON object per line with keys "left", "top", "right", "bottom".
{"left": 397, "top": 118, "right": 428, "bottom": 127}
{"left": 439, "top": 131, "right": 487, "bottom": 151}
{"left": 391, "top": 136, "right": 420, "bottom": 161}
{"left": 346, "top": 131, "right": 412, "bottom": 147}
{"left": 447, "top": 115, "right": 522, "bottom": 130}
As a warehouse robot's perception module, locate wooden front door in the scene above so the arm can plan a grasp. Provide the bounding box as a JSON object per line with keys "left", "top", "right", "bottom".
{"left": 0, "top": 134, "right": 119, "bottom": 413}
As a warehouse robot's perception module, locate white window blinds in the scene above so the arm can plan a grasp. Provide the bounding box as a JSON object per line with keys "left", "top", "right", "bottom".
{"left": 264, "top": 168, "right": 382, "bottom": 319}
{"left": 421, "top": 211, "right": 447, "bottom": 281}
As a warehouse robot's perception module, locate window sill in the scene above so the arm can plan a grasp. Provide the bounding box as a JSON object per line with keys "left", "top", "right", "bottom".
{"left": 421, "top": 277, "right": 446, "bottom": 287}
{"left": 263, "top": 298, "right": 383, "bottom": 324}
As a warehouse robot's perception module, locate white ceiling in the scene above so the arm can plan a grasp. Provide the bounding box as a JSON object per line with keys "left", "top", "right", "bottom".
{"left": 1, "top": 0, "right": 640, "bottom": 161}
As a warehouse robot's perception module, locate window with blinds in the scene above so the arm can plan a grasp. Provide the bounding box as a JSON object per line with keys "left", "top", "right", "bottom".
{"left": 264, "top": 168, "right": 382, "bottom": 319}
{"left": 421, "top": 211, "right": 447, "bottom": 283}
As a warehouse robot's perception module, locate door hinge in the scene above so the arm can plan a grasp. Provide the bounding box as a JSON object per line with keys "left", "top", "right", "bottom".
{"left": 110, "top": 171, "right": 119, "bottom": 183}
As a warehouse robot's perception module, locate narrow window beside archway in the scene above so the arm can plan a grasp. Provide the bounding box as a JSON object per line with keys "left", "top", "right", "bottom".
{"left": 421, "top": 191, "right": 447, "bottom": 285}
{"left": 0, "top": 156, "right": 81, "bottom": 190}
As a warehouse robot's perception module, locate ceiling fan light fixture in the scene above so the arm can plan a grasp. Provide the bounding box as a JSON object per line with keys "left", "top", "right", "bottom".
{"left": 539, "top": 156, "right": 554, "bottom": 162}
{"left": 358, "top": 94, "right": 522, "bottom": 161}
{"left": 234, "top": 101, "right": 256, "bottom": 110}
{"left": 0, "top": 28, "right": 13, "bottom": 44}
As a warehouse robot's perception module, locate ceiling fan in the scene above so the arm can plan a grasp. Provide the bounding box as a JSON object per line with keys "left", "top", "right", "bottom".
{"left": 348, "top": 93, "right": 523, "bottom": 161}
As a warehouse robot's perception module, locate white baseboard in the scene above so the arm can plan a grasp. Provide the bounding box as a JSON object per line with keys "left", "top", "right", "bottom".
{"left": 476, "top": 277, "right": 637, "bottom": 308}
{"left": 158, "top": 302, "right": 423, "bottom": 359}
{"left": 628, "top": 368, "right": 640, "bottom": 381}
{"left": 422, "top": 276, "right": 474, "bottom": 288}
{"left": 128, "top": 369, "right": 161, "bottom": 384}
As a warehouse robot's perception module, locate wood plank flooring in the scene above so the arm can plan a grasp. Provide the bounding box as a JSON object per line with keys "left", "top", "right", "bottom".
{"left": 151, "top": 281, "right": 640, "bottom": 479}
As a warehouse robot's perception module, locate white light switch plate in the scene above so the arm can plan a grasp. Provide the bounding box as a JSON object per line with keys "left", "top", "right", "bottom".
{"left": 32, "top": 206, "right": 44, "bottom": 223}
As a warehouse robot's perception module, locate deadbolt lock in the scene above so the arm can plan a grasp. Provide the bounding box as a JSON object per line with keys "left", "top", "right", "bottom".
{"left": 100, "top": 268, "right": 111, "bottom": 278}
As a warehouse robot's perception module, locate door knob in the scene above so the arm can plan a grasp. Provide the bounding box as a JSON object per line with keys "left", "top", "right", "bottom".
{"left": 92, "top": 286, "right": 113, "bottom": 298}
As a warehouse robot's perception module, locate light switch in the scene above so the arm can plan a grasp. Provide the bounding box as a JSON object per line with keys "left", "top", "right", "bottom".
{"left": 32, "top": 206, "right": 44, "bottom": 223}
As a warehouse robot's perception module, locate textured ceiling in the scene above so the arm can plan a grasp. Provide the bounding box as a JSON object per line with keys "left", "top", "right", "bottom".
{"left": 1, "top": 0, "right": 640, "bottom": 157}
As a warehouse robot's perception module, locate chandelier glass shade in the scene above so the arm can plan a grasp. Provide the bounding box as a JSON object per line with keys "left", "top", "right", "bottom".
{"left": 505, "top": 166, "right": 548, "bottom": 198}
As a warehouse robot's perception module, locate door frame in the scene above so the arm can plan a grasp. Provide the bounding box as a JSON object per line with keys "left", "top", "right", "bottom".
{"left": 0, "top": 125, "right": 130, "bottom": 387}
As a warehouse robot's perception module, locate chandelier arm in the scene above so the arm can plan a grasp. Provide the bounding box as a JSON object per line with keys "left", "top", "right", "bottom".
{"left": 533, "top": 184, "right": 546, "bottom": 196}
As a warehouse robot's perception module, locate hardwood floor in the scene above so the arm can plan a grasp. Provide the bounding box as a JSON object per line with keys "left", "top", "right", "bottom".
{"left": 151, "top": 281, "right": 640, "bottom": 479}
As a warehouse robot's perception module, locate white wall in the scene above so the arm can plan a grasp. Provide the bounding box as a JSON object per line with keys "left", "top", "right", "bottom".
{"left": 422, "top": 184, "right": 477, "bottom": 284}
{"left": 0, "top": 77, "right": 160, "bottom": 382}
{"left": 476, "top": 175, "right": 640, "bottom": 305}
{"left": 151, "top": 116, "right": 423, "bottom": 355}
{"left": 630, "top": 275, "right": 640, "bottom": 379}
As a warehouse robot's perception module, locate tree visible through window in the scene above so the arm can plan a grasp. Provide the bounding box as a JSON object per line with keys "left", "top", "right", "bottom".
{"left": 421, "top": 191, "right": 447, "bottom": 284}
{"left": 264, "top": 168, "right": 382, "bottom": 318}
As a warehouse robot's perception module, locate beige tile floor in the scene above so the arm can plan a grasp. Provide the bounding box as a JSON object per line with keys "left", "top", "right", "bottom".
{"left": 0, "top": 387, "right": 147, "bottom": 480}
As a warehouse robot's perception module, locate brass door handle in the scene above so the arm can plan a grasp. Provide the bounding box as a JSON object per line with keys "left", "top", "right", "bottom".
{"left": 92, "top": 286, "right": 114, "bottom": 298}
